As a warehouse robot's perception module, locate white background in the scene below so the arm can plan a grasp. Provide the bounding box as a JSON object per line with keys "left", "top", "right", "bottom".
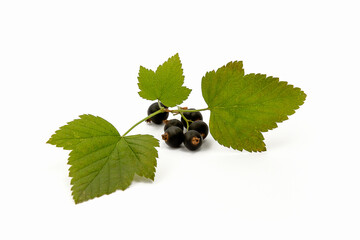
{"left": 1, "top": 0, "right": 359, "bottom": 239}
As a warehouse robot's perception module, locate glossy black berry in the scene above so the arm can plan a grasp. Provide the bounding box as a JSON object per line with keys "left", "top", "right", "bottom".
{"left": 147, "top": 102, "right": 169, "bottom": 124}
{"left": 189, "top": 120, "right": 209, "bottom": 139}
{"left": 164, "top": 119, "right": 184, "bottom": 131}
{"left": 162, "top": 126, "right": 184, "bottom": 148}
{"left": 181, "top": 108, "right": 203, "bottom": 126}
{"left": 184, "top": 130, "right": 203, "bottom": 151}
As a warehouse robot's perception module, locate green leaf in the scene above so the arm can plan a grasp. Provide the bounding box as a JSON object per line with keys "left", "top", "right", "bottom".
{"left": 137, "top": 53, "right": 192, "bottom": 107}
{"left": 202, "top": 61, "right": 306, "bottom": 152}
{"left": 47, "top": 114, "right": 159, "bottom": 204}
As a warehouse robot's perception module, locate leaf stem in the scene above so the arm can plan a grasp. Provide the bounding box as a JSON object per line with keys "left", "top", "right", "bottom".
{"left": 122, "top": 109, "right": 163, "bottom": 137}
{"left": 170, "top": 107, "right": 209, "bottom": 113}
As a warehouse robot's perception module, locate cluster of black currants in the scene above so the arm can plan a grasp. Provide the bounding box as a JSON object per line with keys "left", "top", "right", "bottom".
{"left": 147, "top": 102, "right": 209, "bottom": 151}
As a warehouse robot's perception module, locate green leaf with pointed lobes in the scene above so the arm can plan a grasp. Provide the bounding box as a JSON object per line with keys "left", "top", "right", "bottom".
{"left": 137, "top": 53, "right": 192, "bottom": 107}
{"left": 47, "top": 114, "right": 159, "bottom": 204}
{"left": 202, "top": 61, "right": 306, "bottom": 152}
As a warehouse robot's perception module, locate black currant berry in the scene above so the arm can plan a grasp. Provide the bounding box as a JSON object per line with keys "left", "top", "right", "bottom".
{"left": 189, "top": 120, "right": 209, "bottom": 139}
{"left": 161, "top": 126, "right": 184, "bottom": 148}
{"left": 184, "top": 130, "right": 203, "bottom": 151}
{"left": 164, "top": 119, "right": 184, "bottom": 131}
{"left": 147, "top": 102, "right": 169, "bottom": 124}
{"left": 181, "top": 108, "right": 203, "bottom": 126}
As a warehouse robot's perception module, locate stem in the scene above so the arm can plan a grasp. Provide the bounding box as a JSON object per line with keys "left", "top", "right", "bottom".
{"left": 122, "top": 106, "right": 209, "bottom": 137}
{"left": 122, "top": 109, "right": 163, "bottom": 137}
{"left": 172, "top": 108, "right": 209, "bottom": 113}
